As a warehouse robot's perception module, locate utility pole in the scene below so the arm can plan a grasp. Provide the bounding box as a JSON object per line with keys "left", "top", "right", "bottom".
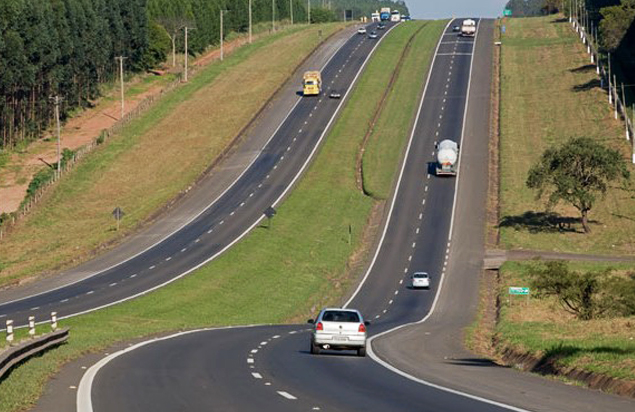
{"left": 184, "top": 27, "right": 190, "bottom": 82}
{"left": 272, "top": 0, "right": 276, "bottom": 32}
{"left": 221, "top": 10, "right": 228, "bottom": 61}
{"left": 51, "top": 96, "right": 63, "bottom": 178}
{"left": 249, "top": 0, "right": 253, "bottom": 43}
{"left": 115, "top": 56, "right": 127, "bottom": 120}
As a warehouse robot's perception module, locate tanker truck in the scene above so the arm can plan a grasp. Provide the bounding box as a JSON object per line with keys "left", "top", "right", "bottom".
{"left": 435, "top": 139, "right": 459, "bottom": 176}
{"left": 461, "top": 19, "right": 476, "bottom": 37}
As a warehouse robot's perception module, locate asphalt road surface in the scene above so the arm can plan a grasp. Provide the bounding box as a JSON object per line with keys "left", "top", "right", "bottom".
{"left": 83, "top": 20, "right": 526, "bottom": 412}
{"left": 0, "top": 22, "right": 395, "bottom": 328}
{"left": 79, "top": 20, "right": 635, "bottom": 412}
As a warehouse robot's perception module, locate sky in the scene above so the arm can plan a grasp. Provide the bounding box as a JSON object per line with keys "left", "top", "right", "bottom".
{"left": 406, "top": 0, "right": 510, "bottom": 19}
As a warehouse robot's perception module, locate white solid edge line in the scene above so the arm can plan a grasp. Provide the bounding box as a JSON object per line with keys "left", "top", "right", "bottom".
{"left": 76, "top": 30, "right": 394, "bottom": 412}
{"left": 277, "top": 391, "right": 298, "bottom": 400}
{"left": 366, "top": 20, "right": 531, "bottom": 412}
{"left": 343, "top": 20, "right": 446, "bottom": 309}
{"left": 7, "top": 29, "right": 357, "bottom": 323}
{"left": 1, "top": 27, "right": 348, "bottom": 309}
{"left": 77, "top": 324, "right": 263, "bottom": 412}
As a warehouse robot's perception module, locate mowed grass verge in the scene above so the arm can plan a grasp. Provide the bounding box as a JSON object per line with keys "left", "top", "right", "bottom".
{"left": 0, "top": 23, "right": 344, "bottom": 286}
{"left": 496, "top": 261, "right": 635, "bottom": 382}
{"left": 0, "top": 21, "right": 445, "bottom": 411}
{"left": 362, "top": 21, "right": 447, "bottom": 199}
{"left": 499, "top": 16, "right": 635, "bottom": 255}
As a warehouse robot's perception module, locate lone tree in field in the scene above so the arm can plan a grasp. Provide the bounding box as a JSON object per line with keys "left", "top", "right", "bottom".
{"left": 526, "top": 137, "right": 630, "bottom": 233}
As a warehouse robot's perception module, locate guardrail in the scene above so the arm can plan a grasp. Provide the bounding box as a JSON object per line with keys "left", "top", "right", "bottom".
{"left": 0, "top": 327, "right": 69, "bottom": 381}
{"left": 568, "top": 14, "right": 634, "bottom": 162}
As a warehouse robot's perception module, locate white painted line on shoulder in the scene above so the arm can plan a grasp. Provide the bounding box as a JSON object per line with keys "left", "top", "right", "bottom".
{"left": 252, "top": 372, "right": 263, "bottom": 379}
{"left": 130, "top": 274, "right": 137, "bottom": 278}
{"left": 109, "top": 283, "right": 117, "bottom": 287}
{"left": 194, "top": 239, "right": 200, "bottom": 243}
{"left": 273, "top": 165, "right": 278, "bottom": 170}
{"left": 61, "top": 299, "right": 69, "bottom": 303}
{"left": 240, "top": 202, "right": 245, "bottom": 207}
{"left": 149, "top": 265, "right": 156, "bottom": 270}
{"left": 86, "top": 291, "right": 94, "bottom": 295}
{"left": 278, "top": 391, "right": 297, "bottom": 400}
{"left": 165, "top": 257, "right": 172, "bottom": 261}
{"left": 181, "top": 248, "right": 187, "bottom": 252}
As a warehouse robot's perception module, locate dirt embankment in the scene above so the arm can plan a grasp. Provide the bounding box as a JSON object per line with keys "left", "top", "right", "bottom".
{"left": 0, "top": 32, "right": 255, "bottom": 216}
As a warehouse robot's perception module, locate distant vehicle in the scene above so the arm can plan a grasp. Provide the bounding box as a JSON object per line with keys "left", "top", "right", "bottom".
{"left": 380, "top": 7, "right": 391, "bottom": 21}
{"left": 329, "top": 89, "right": 341, "bottom": 99}
{"left": 371, "top": 11, "right": 380, "bottom": 22}
{"left": 461, "top": 19, "right": 476, "bottom": 37}
{"left": 411, "top": 272, "right": 430, "bottom": 289}
{"left": 390, "top": 9, "right": 401, "bottom": 22}
{"left": 357, "top": 27, "right": 367, "bottom": 34}
{"left": 368, "top": 31, "right": 378, "bottom": 39}
{"left": 402, "top": 15, "right": 411, "bottom": 21}
{"left": 302, "top": 71, "right": 321, "bottom": 96}
{"left": 308, "top": 308, "right": 369, "bottom": 357}
{"left": 435, "top": 139, "right": 459, "bottom": 176}
{"left": 377, "top": 22, "right": 386, "bottom": 30}
{"left": 452, "top": 25, "right": 461, "bottom": 32}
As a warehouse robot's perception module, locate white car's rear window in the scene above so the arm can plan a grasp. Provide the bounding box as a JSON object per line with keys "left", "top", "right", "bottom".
{"left": 322, "top": 311, "right": 360, "bottom": 323}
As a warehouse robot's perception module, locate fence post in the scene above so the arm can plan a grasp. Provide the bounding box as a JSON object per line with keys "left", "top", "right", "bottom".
{"left": 28, "top": 316, "right": 35, "bottom": 338}
{"left": 614, "top": 75, "right": 619, "bottom": 120}
{"left": 51, "top": 312, "right": 58, "bottom": 331}
{"left": 6, "top": 320, "right": 13, "bottom": 345}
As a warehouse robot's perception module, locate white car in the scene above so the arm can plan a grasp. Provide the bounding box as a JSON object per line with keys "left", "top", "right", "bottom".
{"left": 308, "top": 308, "right": 368, "bottom": 357}
{"left": 411, "top": 272, "right": 430, "bottom": 289}
{"left": 357, "top": 27, "right": 367, "bottom": 35}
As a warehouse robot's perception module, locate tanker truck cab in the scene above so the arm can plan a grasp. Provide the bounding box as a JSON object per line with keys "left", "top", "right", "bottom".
{"left": 435, "top": 139, "right": 459, "bottom": 176}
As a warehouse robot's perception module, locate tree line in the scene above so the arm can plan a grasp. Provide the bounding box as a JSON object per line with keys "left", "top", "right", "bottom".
{"left": 0, "top": 0, "right": 408, "bottom": 152}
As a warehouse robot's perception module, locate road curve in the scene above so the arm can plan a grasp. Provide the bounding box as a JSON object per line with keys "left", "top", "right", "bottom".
{"left": 83, "top": 20, "right": 527, "bottom": 412}
{"left": 0, "top": 22, "right": 396, "bottom": 328}
{"left": 81, "top": 19, "right": 635, "bottom": 412}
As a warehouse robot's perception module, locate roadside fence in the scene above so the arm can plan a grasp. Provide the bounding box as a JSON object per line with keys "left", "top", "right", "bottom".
{"left": 568, "top": 13, "right": 635, "bottom": 162}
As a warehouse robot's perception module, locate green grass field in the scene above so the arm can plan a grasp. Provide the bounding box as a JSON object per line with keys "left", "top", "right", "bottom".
{"left": 499, "top": 16, "right": 635, "bottom": 255}
{"left": 0, "top": 21, "right": 445, "bottom": 411}
{"left": 496, "top": 261, "right": 635, "bottom": 381}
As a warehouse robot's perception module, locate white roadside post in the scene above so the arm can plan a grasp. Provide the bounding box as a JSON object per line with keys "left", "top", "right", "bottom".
{"left": 622, "top": 84, "right": 629, "bottom": 140}
{"left": 28, "top": 316, "right": 35, "bottom": 338}
{"left": 6, "top": 320, "right": 13, "bottom": 345}
{"left": 608, "top": 54, "right": 613, "bottom": 105}
{"left": 614, "top": 75, "right": 618, "bottom": 120}
{"left": 51, "top": 312, "right": 58, "bottom": 331}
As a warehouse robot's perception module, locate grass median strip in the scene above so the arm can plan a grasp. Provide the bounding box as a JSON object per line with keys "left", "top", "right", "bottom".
{"left": 0, "top": 20, "right": 445, "bottom": 411}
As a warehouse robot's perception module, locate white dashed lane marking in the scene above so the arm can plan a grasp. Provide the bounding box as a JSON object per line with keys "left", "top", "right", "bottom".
{"left": 277, "top": 391, "right": 297, "bottom": 400}
{"left": 252, "top": 373, "right": 263, "bottom": 379}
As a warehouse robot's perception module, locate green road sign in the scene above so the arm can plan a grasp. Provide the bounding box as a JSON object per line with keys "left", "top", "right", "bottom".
{"left": 503, "top": 9, "right": 512, "bottom": 17}
{"left": 509, "top": 287, "right": 529, "bottom": 295}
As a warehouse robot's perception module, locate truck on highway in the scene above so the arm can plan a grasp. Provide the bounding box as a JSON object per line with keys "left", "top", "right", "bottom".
{"left": 461, "top": 19, "right": 476, "bottom": 37}
{"left": 371, "top": 11, "right": 380, "bottom": 22}
{"left": 390, "top": 10, "right": 401, "bottom": 22}
{"left": 303, "top": 71, "right": 321, "bottom": 96}
{"left": 380, "top": 7, "right": 391, "bottom": 21}
{"left": 435, "top": 139, "right": 459, "bottom": 176}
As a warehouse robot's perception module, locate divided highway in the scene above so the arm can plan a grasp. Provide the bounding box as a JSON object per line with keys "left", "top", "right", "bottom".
{"left": 0, "top": 22, "right": 394, "bottom": 328}
{"left": 80, "top": 20, "right": 525, "bottom": 412}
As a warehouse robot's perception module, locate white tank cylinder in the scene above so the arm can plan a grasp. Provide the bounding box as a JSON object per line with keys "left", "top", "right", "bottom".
{"left": 437, "top": 140, "right": 458, "bottom": 165}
